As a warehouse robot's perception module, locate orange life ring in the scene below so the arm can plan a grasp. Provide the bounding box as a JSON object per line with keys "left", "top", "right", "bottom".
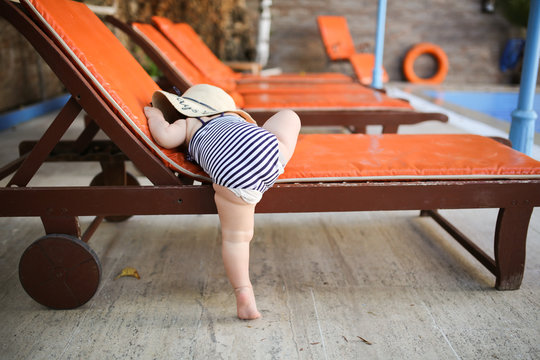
{"left": 403, "top": 43, "right": 449, "bottom": 84}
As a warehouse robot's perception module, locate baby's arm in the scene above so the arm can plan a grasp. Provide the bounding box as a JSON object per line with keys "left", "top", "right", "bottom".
{"left": 144, "top": 106, "right": 187, "bottom": 149}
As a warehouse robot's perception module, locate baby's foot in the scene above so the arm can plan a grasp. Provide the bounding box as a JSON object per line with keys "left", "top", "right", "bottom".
{"left": 234, "top": 286, "right": 261, "bottom": 320}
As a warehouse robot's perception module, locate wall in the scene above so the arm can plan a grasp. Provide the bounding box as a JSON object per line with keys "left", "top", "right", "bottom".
{"left": 0, "top": 19, "right": 65, "bottom": 113}
{"left": 253, "top": 0, "right": 520, "bottom": 84}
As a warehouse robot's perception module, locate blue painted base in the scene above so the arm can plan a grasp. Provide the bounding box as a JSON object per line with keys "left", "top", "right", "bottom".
{"left": 0, "top": 94, "right": 70, "bottom": 132}
{"left": 510, "top": 109, "right": 538, "bottom": 154}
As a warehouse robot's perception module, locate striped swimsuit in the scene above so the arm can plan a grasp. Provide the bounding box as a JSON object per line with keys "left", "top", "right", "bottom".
{"left": 188, "top": 114, "right": 284, "bottom": 202}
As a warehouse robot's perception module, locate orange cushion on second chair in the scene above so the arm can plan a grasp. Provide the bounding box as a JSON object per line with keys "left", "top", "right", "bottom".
{"left": 317, "top": 15, "right": 356, "bottom": 60}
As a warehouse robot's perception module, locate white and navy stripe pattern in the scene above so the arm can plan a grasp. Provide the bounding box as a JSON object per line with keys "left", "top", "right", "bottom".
{"left": 188, "top": 115, "right": 282, "bottom": 193}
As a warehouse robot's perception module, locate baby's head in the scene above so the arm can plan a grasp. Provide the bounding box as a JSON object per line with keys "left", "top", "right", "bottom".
{"left": 152, "top": 84, "right": 255, "bottom": 124}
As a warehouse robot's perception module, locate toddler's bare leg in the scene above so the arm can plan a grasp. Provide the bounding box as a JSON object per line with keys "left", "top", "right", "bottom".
{"left": 213, "top": 183, "right": 261, "bottom": 320}
{"left": 262, "top": 109, "right": 301, "bottom": 163}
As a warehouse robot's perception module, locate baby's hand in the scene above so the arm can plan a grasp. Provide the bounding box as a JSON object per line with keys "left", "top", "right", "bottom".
{"left": 144, "top": 106, "right": 163, "bottom": 120}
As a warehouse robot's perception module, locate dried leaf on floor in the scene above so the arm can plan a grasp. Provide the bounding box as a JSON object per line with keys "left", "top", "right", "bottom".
{"left": 357, "top": 336, "right": 373, "bottom": 345}
{"left": 115, "top": 267, "right": 141, "bottom": 280}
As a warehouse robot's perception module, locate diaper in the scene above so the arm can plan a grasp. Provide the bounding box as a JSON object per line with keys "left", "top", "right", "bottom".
{"left": 228, "top": 153, "right": 286, "bottom": 204}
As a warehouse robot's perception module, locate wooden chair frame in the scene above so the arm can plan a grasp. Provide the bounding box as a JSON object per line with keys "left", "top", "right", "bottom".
{"left": 1, "top": 0, "right": 539, "bottom": 309}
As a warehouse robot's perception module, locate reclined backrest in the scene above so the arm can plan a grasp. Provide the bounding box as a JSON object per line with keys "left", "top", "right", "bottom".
{"left": 131, "top": 22, "right": 209, "bottom": 88}
{"left": 317, "top": 16, "right": 356, "bottom": 60}
{"left": 22, "top": 0, "right": 208, "bottom": 180}
{"left": 131, "top": 22, "right": 239, "bottom": 96}
{"left": 151, "top": 17, "right": 238, "bottom": 81}
{"left": 317, "top": 15, "right": 389, "bottom": 85}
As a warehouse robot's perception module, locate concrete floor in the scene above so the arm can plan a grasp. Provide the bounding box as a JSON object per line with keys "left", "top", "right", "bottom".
{"left": 1, "top": 89, "right": 539, "bottom": 359}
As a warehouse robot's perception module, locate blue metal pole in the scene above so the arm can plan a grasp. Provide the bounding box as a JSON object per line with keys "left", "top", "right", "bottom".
{"left": 371, "top": 0, "right": 387, "bottom": 89}
{"left": 509, "top": 0, "right": 540, "bottom": 155}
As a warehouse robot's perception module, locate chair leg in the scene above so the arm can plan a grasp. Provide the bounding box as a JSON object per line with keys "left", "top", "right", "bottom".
{"left": 98, "top": 158, "right": 127, "bottom": 188}
{"left": 8, "top": 97, "right": 81, "bottom": 187}
{"left": 347, "top": 125, "right": 367, "bottom": 134}
{"left": 41, "top": 215, "right": 81, "bottom": 238}
{"left": 382, "top": 124, "right": 399, "bottom": 133}
{"left": 90, "top": 158, "right": 139, "bottom": 222}
{"left": 72, "top": 115, "right": 100, "bottom": 153}
{"left": 494, "top": 206, "right": 533, "bottom": 290}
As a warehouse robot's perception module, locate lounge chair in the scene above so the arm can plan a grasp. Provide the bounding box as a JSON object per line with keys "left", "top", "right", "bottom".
{"left": 125, "top": 17, "right": 377, "bottom": 96}
{"left": 123, "top": 21, "right": 379, "bottom": 95}
{"left": 107, "top": 16, "right": 447, "bottom": 132}
{"left": 149, "top": 16, "right": 358, "bottom": 84}
{"left": 2, "top": 0, "right": 540, "bottom": 310}
{"left": 317, "top": 15, "right": 390, "bottom": 85}
{"left": 150, "top": 15, "right": 385, "bottom": 90}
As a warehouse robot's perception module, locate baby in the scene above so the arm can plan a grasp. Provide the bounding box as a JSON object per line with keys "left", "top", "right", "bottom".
{"left": 144, "top": 84, "right": 300, "bottom": 319}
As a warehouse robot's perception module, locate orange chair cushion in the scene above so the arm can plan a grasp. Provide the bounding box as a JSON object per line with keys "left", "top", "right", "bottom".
{"left": 317, "top": 16, "right": 356, "bottom": 60}
{"left": 24, "top": 0, "right": 155, "bottom": 129}
{"left": 317, "top": 16, "right": 389, "bottom": 85}
{"left": 281, "top": 134, "right": 540, "bottom": 181}
{"left": 151, "top": 17, "right": 238, "bottom": 82}
{"left": 349, "top": 53, "right": 389, "bottom": 85}
{"left": 236, "top": 82, "right": 374, "bottom": 95}
{"left": 164, "top": 134, "right": 540, "bottom": 183}
{"left": 23, "top": 0, "right": 193, "bottom": 169}
{"left": 153, "top": 17, "right": 354, "bottom": 84}
{"left": 237, "top": 72, "right": 353, "bottom": 83}
{"left": 131, "top": 22, "right": 244, "bottom": 107}
{"left": 132, "top": 22, "right": 358, "bottom": 97}
{"left": 119, "top": 18, "right": 410, "bottom": 110}
{"left": 241, "top": 91, "right": 412, "bottom": 110}
{"left": 131, "top": 23, "right": 212, "bottom": 88}
{"left": 134, "top": 21, "right": 367, "bottom": 95}
{"left": 131, "top": 22, "right": 375, "bottom": 96}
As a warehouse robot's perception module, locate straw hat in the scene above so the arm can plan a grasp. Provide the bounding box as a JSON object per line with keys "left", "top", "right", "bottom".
{"left": 151, "top": 84, "right": 255, "bottom": 124}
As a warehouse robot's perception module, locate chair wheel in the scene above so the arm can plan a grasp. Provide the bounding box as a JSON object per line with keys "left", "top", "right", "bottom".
{"left": 90, "top": 171, "right": 139, "bottom": 222}
{"left": 19, "top": 234, "right": 101, "bottom": 309}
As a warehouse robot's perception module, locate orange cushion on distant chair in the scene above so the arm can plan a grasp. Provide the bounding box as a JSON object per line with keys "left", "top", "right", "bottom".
{"left": 317, "top": 16, "right": 356, "bottom": 60}
{"left": 153, "top": 17, "right": 354, "bottom": 84}
{"left": 133, "top": 21, "right": 361, "bottom": 96}
{"left": 238, "top": 72, "right": 353, "bottom": 83}
{"left": 132, "top": 19, "right": 409, "bottom": 110}
{"left": 151, "top": 17, "right": 238, "bottom": 82}
{"left": 236, "top": 81, "right": 374, "bottom": 95}
{"left": 131, "top": 22, "right": 244, "bottom": 106}
{"left": 132, "top": 22, "right": 212, "bottom": 88}
{"left": 241, "top": 91, "right": 412, "bottom": 110}
{"left": 349, "top": 53, "right": 389, "bottom": 85}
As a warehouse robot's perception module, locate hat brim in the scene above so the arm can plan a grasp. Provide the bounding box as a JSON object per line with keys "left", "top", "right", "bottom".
{"left": 152, "top": 90, "right": 256, "bottom": 124}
